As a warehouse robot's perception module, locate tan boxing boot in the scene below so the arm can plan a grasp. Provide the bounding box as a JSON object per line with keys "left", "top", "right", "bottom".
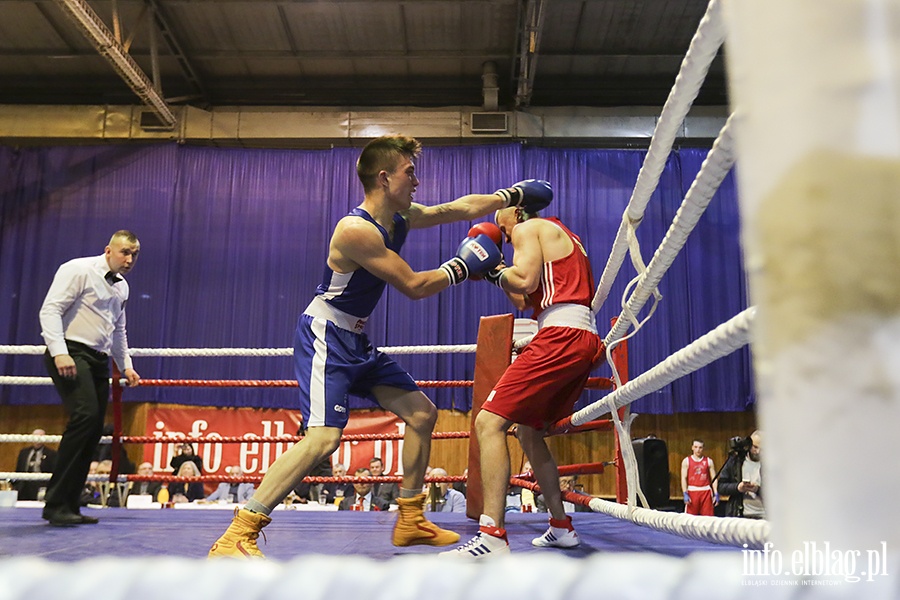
{"left": 208, "top": 508, "right": 271, "bottom": 558}
{"left": 392, "top": 492, "right": 461, "bottom": 547}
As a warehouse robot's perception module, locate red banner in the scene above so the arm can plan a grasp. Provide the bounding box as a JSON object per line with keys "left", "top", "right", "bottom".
{"left": 144, "top": 406, "right": 407, "bottom": 477}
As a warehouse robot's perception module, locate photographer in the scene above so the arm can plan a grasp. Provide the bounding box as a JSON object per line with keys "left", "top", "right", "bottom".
{"left": 169, "top": 442, "right": 203, "bottom": 476}
{"left": 717, "top": 430, "right": 764, "bottom": 519}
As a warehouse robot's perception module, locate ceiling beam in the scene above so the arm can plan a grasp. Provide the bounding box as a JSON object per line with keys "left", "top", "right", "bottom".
{"left": 144, "top": 0, "right": 208, "bottom": 103}
{"left": 514, "top": 0, "right": 547, "bottom": 109}
{"left": 4, "top": 49, "right": 699, "bottom": 61}
{"left": 53, "top": 0, "right": 176, "bottom": 127}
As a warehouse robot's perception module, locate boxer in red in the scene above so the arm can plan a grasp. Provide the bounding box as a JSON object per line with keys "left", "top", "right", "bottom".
{"left": 443, "top": 188, "right": 605, "bottom": 558}
{"left": 681, "top": 439, "right": 718, "bottom": 516}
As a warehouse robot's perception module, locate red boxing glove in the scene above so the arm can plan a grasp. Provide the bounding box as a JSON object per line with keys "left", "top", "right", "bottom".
{"left": 467, "top": 221, "right": 502, "bottom": 247}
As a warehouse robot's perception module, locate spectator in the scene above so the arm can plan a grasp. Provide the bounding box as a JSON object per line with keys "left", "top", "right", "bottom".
{"left": 94, "top": 459, "right": 124, "bottom": 507}
{"left": 320, "top": 463, "right": 354, "bottom": 505}
{"left": 425, "top": 468, "right": 466, "bottom": 513}
{"left": 451, "top": 468, "right": 467, "bottom": 498}
{"left": 206, "top": 466, "right": 254, "bottom": 504}
{"left": 536, "top": 476, "right": 592, "bottom": 513}
{"left": 169, "top": 442, "right": 202, "bottom": 476}
{"left": 14, "top": 429, "right": 57, "bottom": 501}
{"left": 131, "top": 461, "right": 162, "bottom": 501}
{"left": 718, "top": 430, "right": 764, "bottom": 519}
{"left": 79, "top": 461, "right": 101, "bottom": 506}
{"left": 169, "top": 461, "right": 205, "bottom": 503}
{"left": 369, "top": 457, "right": 399, "bottom": 504}
{"left": 681, "top": 438, "right": 718, "bottom": 516}
{"left": 338, "top": 468, "right": 390, "bottom": 511}
{"left": 93, "top": 423, "right": 135, "bottom": 474}
{"left": 290, "top": 426, "right": 334, "bottom": 503}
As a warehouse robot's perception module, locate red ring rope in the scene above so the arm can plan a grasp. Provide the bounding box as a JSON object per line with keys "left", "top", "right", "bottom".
{"left": 137, "top": 379, "right": 472, "bottom": 388}
{"left": 123, "top": 474, "right": 467, "bottom": 484}
{"left": 509, "top": 476, "right": 594, "bottom": 509}
{"left": 121, "top": 430, "right": 472, "bottom": 444}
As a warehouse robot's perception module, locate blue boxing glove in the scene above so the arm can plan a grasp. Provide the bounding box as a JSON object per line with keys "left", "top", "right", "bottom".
{"left": 483, "top": 263, "right": 507, "bottom": 288}
{"left": 683, "top": 491, "right": 691, "bottom": 505}
{"left": 714, "top": 493, "right": 720, "bottom": 505}
{"left": 440, "top": 233, "right": 503, "bottom": 285}
{"left": 494, "top": 179, "right": 553, "bottom": 213}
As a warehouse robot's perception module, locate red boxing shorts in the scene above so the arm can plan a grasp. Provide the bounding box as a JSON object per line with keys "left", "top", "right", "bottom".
{"left": 482, "top": 326, "right": 604, "bottom": 430}
{"left": 686, "top": 489, "right": 714, "bottom": 516}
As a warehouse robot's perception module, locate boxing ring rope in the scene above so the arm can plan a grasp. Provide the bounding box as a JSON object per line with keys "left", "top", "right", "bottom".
{"left": 603, "top": 115, "right": 736, "bottom": 348}
{"left": 501, "top": 0, "right": 749, "bottom": 551}
{"left": 590, "top": 0, "right": 726, "bottom": 315}
{"left": 0, "top": 344, "right": 478, "bottom": 357}
{"left": 557, "top": 308, "right": 755, "bottom": 431}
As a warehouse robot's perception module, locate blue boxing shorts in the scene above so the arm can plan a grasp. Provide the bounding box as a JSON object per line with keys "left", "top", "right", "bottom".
{"left": 293, "top": 313, "right": 420, "bottom": 429}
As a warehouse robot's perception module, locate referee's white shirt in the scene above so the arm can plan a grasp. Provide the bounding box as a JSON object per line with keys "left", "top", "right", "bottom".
{"left": 39, "top": 254, "right": 133, "bottom": 371}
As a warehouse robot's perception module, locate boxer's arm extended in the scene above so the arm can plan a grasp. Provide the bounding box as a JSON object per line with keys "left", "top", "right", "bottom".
{"left": 333, "top": 218, "right": 450, "bottom": 300}
{"left": 403, "top": 193, "right": 507, "bottom": 229}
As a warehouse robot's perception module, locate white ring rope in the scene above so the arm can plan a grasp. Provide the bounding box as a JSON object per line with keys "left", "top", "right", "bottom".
{"left": 595, "top": 307, "right": 763, "bottom": 550}
{"left": 0, "top": 344, "right": 477, "bottom": 357}
{"left": 591, "top": 0, "right": 726, "bottom": 315}
{"left": 588, "top": 497, "right": 769, "bottom": 549}
{"left": 575, "top": 307, "right": 754, "bottom": 427}
{"left": 0, "top": 472, "right": 127, "bottom": 483}
{"left": 605, "top": 115, "right": 736, "bottom": 347}
{"left": 0, "top": 434, "right": 110, "bottom": 444}
{"left": 0, "top": 376, "right": 54, "bottom": 386}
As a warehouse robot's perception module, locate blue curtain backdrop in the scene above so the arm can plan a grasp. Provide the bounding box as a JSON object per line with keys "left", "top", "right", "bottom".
{"left": 0, "top": 143, "right": 754, "bottom": 413}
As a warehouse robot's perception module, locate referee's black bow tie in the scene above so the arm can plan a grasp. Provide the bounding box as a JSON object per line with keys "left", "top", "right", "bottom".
{"left": 105, "top": 271, "right": 121, "bottom": 285}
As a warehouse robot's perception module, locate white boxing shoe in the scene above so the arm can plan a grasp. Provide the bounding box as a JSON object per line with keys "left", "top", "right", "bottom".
{"left": 532, "top": 515, "right": 580, "bottom": 548}
{"left": 440, "top": 514, "right": 510, "bottom": 559}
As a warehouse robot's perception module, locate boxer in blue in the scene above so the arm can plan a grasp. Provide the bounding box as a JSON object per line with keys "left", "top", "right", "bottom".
{"left": 209, "top": 135, "right": 552, "bottom": 558}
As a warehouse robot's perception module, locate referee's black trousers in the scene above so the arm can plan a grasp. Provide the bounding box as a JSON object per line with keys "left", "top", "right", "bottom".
{"left": 43, "top": 341, "right": 109, "bottom": 513}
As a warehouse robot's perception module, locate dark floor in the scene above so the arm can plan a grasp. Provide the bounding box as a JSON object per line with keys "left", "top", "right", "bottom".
{"left": 0, "top": 507, "right": 740, "bottom": 561}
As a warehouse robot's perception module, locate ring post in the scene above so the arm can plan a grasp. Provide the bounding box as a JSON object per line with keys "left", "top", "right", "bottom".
{"left": 466, "top": 314, "right": 514, "bottom": 519}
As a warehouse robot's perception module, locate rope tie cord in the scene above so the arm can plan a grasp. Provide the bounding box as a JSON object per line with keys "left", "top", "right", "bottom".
{"left": 591, "top": 0, "right": 726, "bottom": 314}
{"left": 604, "top": 116, "right": 737, "bottom": 348}
{"left": 606, "top": 400, "right": 649, "bottom": 510}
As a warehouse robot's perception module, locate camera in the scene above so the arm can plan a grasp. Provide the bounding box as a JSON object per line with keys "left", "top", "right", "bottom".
{"left": 728, "top": 435, "right": 751, "bottom": 454}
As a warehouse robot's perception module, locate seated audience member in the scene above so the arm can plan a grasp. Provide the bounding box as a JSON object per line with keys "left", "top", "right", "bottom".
{"left": 506, "top": 461, "right": 536, "bottom": 511}
{"left": 92, "top": 423, "right": 136, "bottom": 474}
{"left": 369, "top": 457, "right": 399, "bottom": 505}
{"left": 205, "top": 466, "right": 254, "bottom": 504}
{"left": 425, "top": 467, "right": 466, "bottom": 513}
{"left": 14, "top": 428, "right": 57, "bottom": 501}
{"left": 131, "top": 462, "right": 163, "bottom": 501}
{"left": 169, "top": 461, "right": 205, "bottom": 503}
{"left": 94, "top": 460, "right": 125, "bottom": 507}
{"left": 79, "top": 460, "right": 101, "bottom": 506}
{"left": 338, "top": 468, "right": 390, "bottom": 511}
{"left": 451, "top": 468, "right": 468, "bottom": 498}
{"left": 321, "top": 463, "right": 354, "bottom": 505}
{"left": 169, "top": 442, "right": 202, "bottom": 476}
{"left": 536, "top": 476, "right": 592, "bottom": 513}
{"left": 292, "top": 455, "right": 334, "bottom": 503}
